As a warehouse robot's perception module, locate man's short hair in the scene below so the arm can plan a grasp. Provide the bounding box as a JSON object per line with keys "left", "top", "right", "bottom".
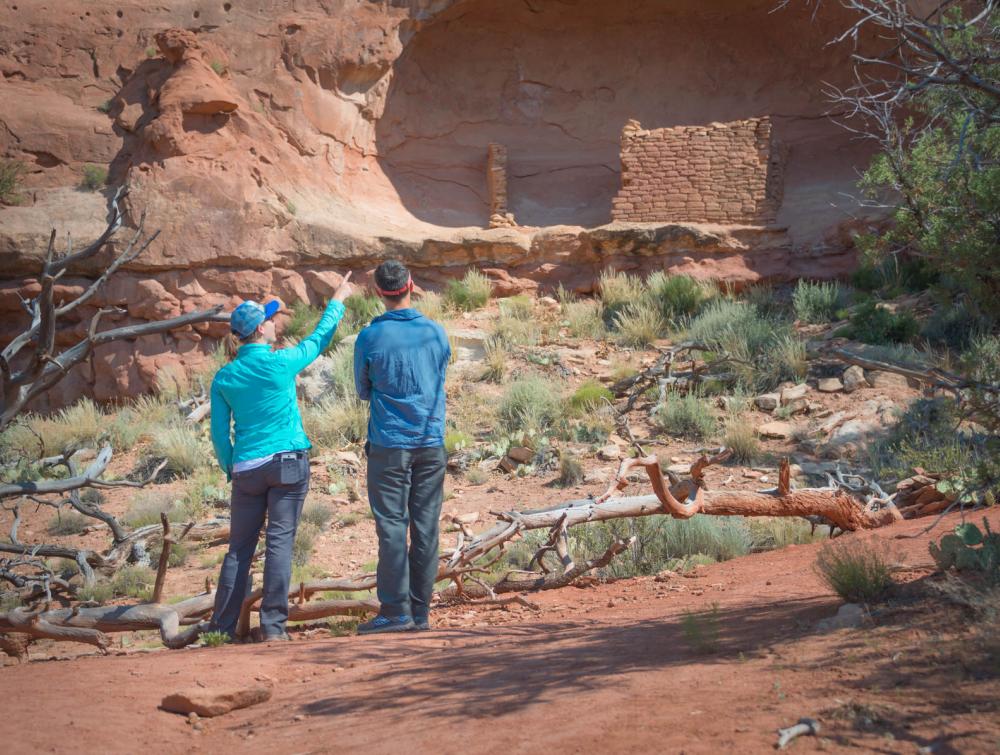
{"left": 374, "top": 259, "right": 411, "bottom": 300}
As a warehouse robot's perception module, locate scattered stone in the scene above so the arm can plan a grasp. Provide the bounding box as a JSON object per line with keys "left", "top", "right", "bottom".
{"left": 452, "top": 511, "right": 480, "bottom": 526}
{"left": 654, "top": 570, "right": 678, "bottom": 582}
{"left": 332, "top": 450, "right": 361, "bottom": 467}
{"left": 537, "top": 296, "right": 559, "bottom": 309}
{"left": 161, "top": 685, "right": 272, "bottom": 718}
{"left": 583, "top": 469, "right": 609, "bottom": 484}
{"left": 817, "top": 377, "right": 843, "bottom": 393}
{"left": 757, "top": 421, "right": 794, "bottom": 440}
{"left": 818, "top": 411, "right": 847, "bottom": 435}
{"left": 825, "top": 419, "right": 880, "bottom": 456}
{"left": 506, "top": 446, "right": 534, "bottom": 464}
{"left": 666, "top": 463, "right": 690, "bottom": 476}
{"left": 448, "top": 329, "right": 489, "bottom": 363}
{"left": 865, "top": 370, "right": 911, "bottom": 391}
{"left": 780, "top": 383, "right": 808, "bottom": 404}
{"left": 842, "top": 365, "right": 866, "bottom": 393}
{"left": 597, "top": 445, "right": 621, "bottom": 462}
{"left": 784, "top": 397, "right": 809, "bottom": 416}
{"left": 755, "top": 393, "right": 780, "bottom": 412}
{"left": 816, "top": 603, "right": 866, "bottom": 632}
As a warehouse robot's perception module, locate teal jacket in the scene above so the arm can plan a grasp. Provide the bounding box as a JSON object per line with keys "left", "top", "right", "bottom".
{"left": 210, "top": 299, "right": 345, "bottom": 477}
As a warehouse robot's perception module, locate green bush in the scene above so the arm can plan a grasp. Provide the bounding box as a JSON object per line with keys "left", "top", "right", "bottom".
{"left": 283, "top": 301, "right": 322, "bottom": 341}
{"left": 444, "top": 269, "right": 492, "bottom": 311}
{"left": 149, "top": 542, "right": 190, "bottom": 568}
{"left": 497, "top": 376, "right": 563, "bottom": 435}
{"left": 569, "top": 380, "right": 613, "bottom": 413}
{"left": 81, "top": 164, "right": 108, "bottom": 191}
{"left": 210, "top": 60, "right": 226, "bottom": 76}
{"left": 613, "top": 302, "right": 665, "bottom": 348}
{"left": 341, "top": 293, "right": 385, "bottom": 334}
{"left": 325, "top": 345, "right": 356, "bottom": 400}
{"left": 47, "top": 511, "right": 90, "bottom": 536}
{"left": 563, "top": 299, "right": 606, "bottom": 339}
{"left": 792, "top": 280, "right": 844, "bottom": 324}
{"left": 929, "top": 519, "right": 999, "bottom": 583}
{"left": 499, "top": 294, "right": 534, "bottom": 320}
{"left": 444, "top": 429, "right": 472, "bottom": 455}
{"left": 78, "top": 582, "right": 114, "bottom": 604}
{"left": 492, "top": 314, "right": 540, "bottom": 347}
{"left": 840, "top": 301, "right": 919, "bottom": 345}
{"left": 466, "top": 467, "right": 488, "bottom": 486}
{"left": 0, "top": 159, "right": 26, "bottom": 204}
{"left": 653, "top": 391, "right": 717, "bottom": 440}
{"left": 814, "top": 538, "right": 894, "bottom": 603}
{"left": 646, "top": 272, "right": 713, "bottom": 323}
{"left": 200, "top": 630, "right": 229, "bottom": 647}
{"left": 921, "top": 300, "right": 991, "bottom": 350}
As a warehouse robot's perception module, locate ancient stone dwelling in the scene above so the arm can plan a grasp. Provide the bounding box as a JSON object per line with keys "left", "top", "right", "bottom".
{"left": 611, "top": 118, "right": 784, "bottom": 226}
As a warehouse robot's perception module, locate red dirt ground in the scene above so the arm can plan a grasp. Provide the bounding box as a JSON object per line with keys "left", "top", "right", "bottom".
{"left": 3, "top": 507, "right": 998, "bottom": 754}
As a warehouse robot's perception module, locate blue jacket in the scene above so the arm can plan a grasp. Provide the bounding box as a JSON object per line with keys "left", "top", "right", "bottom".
{"left": 210, "top": 299, "right": 346, "bottom": 476}
{"left": 353, "top": 308, "right": 450, "bottom": 448}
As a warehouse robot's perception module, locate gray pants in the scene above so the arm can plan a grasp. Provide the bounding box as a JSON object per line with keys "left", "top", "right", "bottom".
{"left": 366, "top": 444, "right": 446, "bottom": 619}
{"left": 211, "top": 452, "right": 310, "bottom": 638}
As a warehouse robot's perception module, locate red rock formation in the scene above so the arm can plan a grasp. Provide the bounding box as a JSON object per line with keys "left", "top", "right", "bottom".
{"left": 0, "top": 0, "right": 883, "bottom": 403}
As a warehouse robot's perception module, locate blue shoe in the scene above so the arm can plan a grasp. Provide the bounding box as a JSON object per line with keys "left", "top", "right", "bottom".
{"left": 357, "top": 614, "right": 416, "bottom": 635}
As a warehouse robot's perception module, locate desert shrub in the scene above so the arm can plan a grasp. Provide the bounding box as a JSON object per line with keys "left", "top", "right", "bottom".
{"left": 19, "top": 399, "right": 108, "bottom": 457}
{"left": 481, "top": 337, "right": 507, "bottom": 383}
{"left": 686, "top": 299, "right": 804, "bottom": 391}
{"left": 415, "top": 291, "right": 448, "bottom": 321}
{"left": 292, "top": 523, "right": 318, "bottom": 567}
{"left": 466, "top": 467, "right": 488, "bottom": 486}
{"left": 47, "top": 510, "right": 90, "bottom": 536}
{"left": 210, "top": 60, "right": 226, "bottom": 75}
{"left": 921, "top": 299, "right": 991, "bottom": 350}
{"left": 444, "top": 269, "right": 491, "bottom": 311}
{"left": 792, "top": 280, "right": 844, "bottom": 324}
{"left": 573, "top": 414, "right": 614, "bottom": 444}
{"left": 284, "top": 301, "right": 322, "bottom": 341}
{"left": 0, "top": 159, "right": 26, "bottom": 204}
{"left": 444, "top": 429, "right": 472, "bottom": 455}
{"left": 325, "top": 344, "right": 356, "bottom": 400}
{"left": 303, "top": 396, "right": 367, "bottom": 447}
{"left": 178, "top": 466, "right": 227, "bottom": 521}
{"left": 301, "top": 501, "right": 333, "bottom": 530}
{"left": 722, "top": 414, "right": 758, "bottom": 464}
{"left": 123, "top": 490, "right": 179, "bottom": 529}
{"left": 336, "top": 512, "right": 362, "bottom": 528}
{"left": 961, "top": 333, "right": 1000, "bottom": 384}
{"left": 563, "top": 299, "right": 606, "bottom": 339}
{"left": 929, "top": 519, "right": 1000, "bottom": 583}
{"left": 556, "top": 454, "right": 584, "bottom": 487}
{"left": 653, "top": 391, "right": 717, "bottom": 440}
{"left": 815, "top": 538, "right": 894, "bottom": 603}
{"left": 598, "top": 270, "right": 646, "bottom": 326}
{"left": 492, "top": 314, "right": 540, "bottom": 347}
{"left": 151, "top": 425, "right": 207, "bottom": 477}
{"left": 81, "top": 164, "right": 107, "bottom": 191}
{"left": 569, "top": 380, "right": 613, "bottom": 414}
{"left": 613, "top": 302, "right": 665, "bottom": 348}
{"left": 149, "top": 542, "right": 190, "bottom": 568}
{"left": 840, "top": 301, "right": 919, "bottom": 345}
{"left": 499, "top": 294, "right": 534, "bottom": 320}
{"left": 497, "top": 376, "right": 563, "bottom": 435}
{"left": 646, "top": 272, "right": 713, "bottom": 323}
{"left": 341, "top": 293, "right": 385, "bottom": 335}
{"left": 113, "top": 565, "right": 156, "bottom": 600}
{"left": 201, "top": 630, "right": 229, "bottom": 647}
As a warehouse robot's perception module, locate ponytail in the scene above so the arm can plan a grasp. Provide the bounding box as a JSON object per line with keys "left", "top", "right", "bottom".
{"left": 223, "top": 332, "right": 243, "bottom": 361}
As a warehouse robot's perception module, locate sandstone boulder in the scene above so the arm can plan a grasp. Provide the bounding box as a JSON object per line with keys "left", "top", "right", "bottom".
{"left": 780, "top": 383, "right": 809, "bottom": 404}
{"left": 161, "top": 684, "right": 272, "bottom": 718}
{"left": 865, "top": 370, "right": 911, "bottom": 391}
{"left": 842, "top": 365, "right": 866, "bottom": 393}
{"left": 755, "top": 393, "right": 780, "bottom": 412}
{"left": 757, "top": 421, "right": 795, "bottom": 440}
{"left": 817, "top": 377, "right": 843, "bottom": 393}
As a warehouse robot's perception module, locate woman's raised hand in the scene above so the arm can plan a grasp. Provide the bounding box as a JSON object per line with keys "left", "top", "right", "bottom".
{"left": 333, "top": 271, "right": 354, "bottom": 302}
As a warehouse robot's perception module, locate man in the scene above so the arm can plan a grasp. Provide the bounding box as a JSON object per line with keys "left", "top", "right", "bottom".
{"left": 208, "top": 273, "right": 353, "bottom": 641}
{"left": 354, "top": 260, "right": 451, "bottom": 634}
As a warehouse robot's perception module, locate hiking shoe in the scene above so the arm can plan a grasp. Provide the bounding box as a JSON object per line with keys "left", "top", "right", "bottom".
{"left": 413, "top": 616, "right": 431, "bottom": 631}
{"left": 357, "top": 615, "right": 415, "bottom": 635}
{"left": 260, "top": 631, "right": 291, "bottom": 642}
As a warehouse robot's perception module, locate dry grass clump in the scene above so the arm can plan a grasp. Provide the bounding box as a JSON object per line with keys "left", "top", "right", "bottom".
{"left": 498, "top": 376, "right": 563, "bottom": 435}
{"left": 301, "top": 500, "right": 334, "bottom": 530}
{"left": 123, "top": 490, "right": 179, "bottom": 529}
{"left": 613, "top": 302, "right": 665, "bottom": 348}
{"left": 492, "top": 313, "right": 540, "bottom": 347}
{"left": 481, "top": 337, "right": 508, "bottom": 383}
{"left": 415, "top": 291, "right": 449, "bottom": 321}
{"left": 569, "top": 380, "right": 614, "bottom": 414}
{"left": 556, "top": 454, "right": 585, "bottom": 487}
{"left": 563, "top": 299, "right": 606, "bottom": 339}
{"left": 722, "top": 415, "right": 758, "bottom": 464}
{"left": 499, "top": 294, "right": 534, "bottom": 321}
{"left": 304, "top": 395, "right": 368, "bottom": 447}
{"left": 18, "top": 399, "right": 108, "bottom": 457}
{"left": 47, "top": 510, "right": 90, "bottom": 536}
{"left": 646, "top": 272, "right": 715, "bottom": 324}
{"left": 151, "top": 425, "right": 208, "bottom": 477}
{"left": 653, "top": 391, "right": 717, "bottom": 440}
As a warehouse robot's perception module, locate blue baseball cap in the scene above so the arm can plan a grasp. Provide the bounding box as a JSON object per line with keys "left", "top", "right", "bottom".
{"left": 230, "top": 299, "right": 280, "bottom": 339}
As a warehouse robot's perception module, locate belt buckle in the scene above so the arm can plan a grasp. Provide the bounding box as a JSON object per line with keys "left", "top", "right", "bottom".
{"left": 280, "top": 452, "right": 297, "bottom": 461}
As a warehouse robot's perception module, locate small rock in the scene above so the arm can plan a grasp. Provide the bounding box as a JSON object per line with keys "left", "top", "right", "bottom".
{"left": 293, "top": 714, "right": 306, "bottom": 722}
{"left": 825, "top": 419, "right": 880, "bottom": 455}
{"left": 817, "top": 377, "right": 843, "bottom": 393}
{"left": 816, "top": 603, "right": 866, "bottom": 632}
{"left": 583, "top": 469, "right": 609, "bottom": 484}
{"left": 865, "top": 370, "right": 910, "bottom": 391}
{"left": 780, "top": 383, "right": 809, "bottom": 404}
{"left": 452, "top": 511, "right": 480, "bottom": 526}
{"left": 506, "top": 446, "right": 534, "bottom": 464}
{"left": 755, "top": 393, "right": 780, "bottom": 412}
{"left": 654, "top": 570, "right": 678, "bottom": 582}
{"left": 597, "top": 445, "right": 621, "bottom": 462}
{"left": 784, "top": 397, "right": 809, "bottom": 415}
{"left": 538, "top": 296, "right": 559, "bottom": 308}
{"left": 757, "top": 421, "right": 794, "bottom": 440}
{"left": 842, "top": 365, "right": 866, "bottom": 393}
{"left": 332, "top": 450, "right": 361, "bottom": 467}
{"left": 161, "top": 685, "right": 272, "bottom": 718}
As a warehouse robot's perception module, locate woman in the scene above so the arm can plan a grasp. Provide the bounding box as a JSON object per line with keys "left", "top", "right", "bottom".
{"left": 208, "top": 272, "right": 353, "bottom": 641}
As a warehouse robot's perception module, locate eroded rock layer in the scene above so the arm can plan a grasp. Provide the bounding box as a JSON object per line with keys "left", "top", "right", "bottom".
{"left": 0, "top": 0, "right": 876, "bottom": 402}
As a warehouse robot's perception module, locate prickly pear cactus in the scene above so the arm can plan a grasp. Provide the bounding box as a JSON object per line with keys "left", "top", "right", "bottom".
{"left": 930, "top": 518, "right": 1000, "bottom": 580}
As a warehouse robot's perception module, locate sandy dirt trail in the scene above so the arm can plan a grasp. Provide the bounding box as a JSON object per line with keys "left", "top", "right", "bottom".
{"left": 3, "top": 508, "right": 999, "bottom": 754}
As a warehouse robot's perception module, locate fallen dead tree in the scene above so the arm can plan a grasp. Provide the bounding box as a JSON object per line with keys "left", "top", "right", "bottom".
{"left": 1, "top": 445, "right": 905, "bottom": 652}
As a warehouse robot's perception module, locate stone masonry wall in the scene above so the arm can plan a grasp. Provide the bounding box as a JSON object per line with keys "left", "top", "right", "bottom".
{"left": 611, "top": 117, "right": 784, "bottom": 225}
{"left": 487, "top": 142, "right": 516, "bottom": 228}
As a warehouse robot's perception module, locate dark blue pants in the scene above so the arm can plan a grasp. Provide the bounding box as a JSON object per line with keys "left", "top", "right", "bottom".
{"left": 211, "top": 452, "right": 310, "bottom": 638}
{"left": 366, "top": 444, "right": 446, "bottom": 619}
